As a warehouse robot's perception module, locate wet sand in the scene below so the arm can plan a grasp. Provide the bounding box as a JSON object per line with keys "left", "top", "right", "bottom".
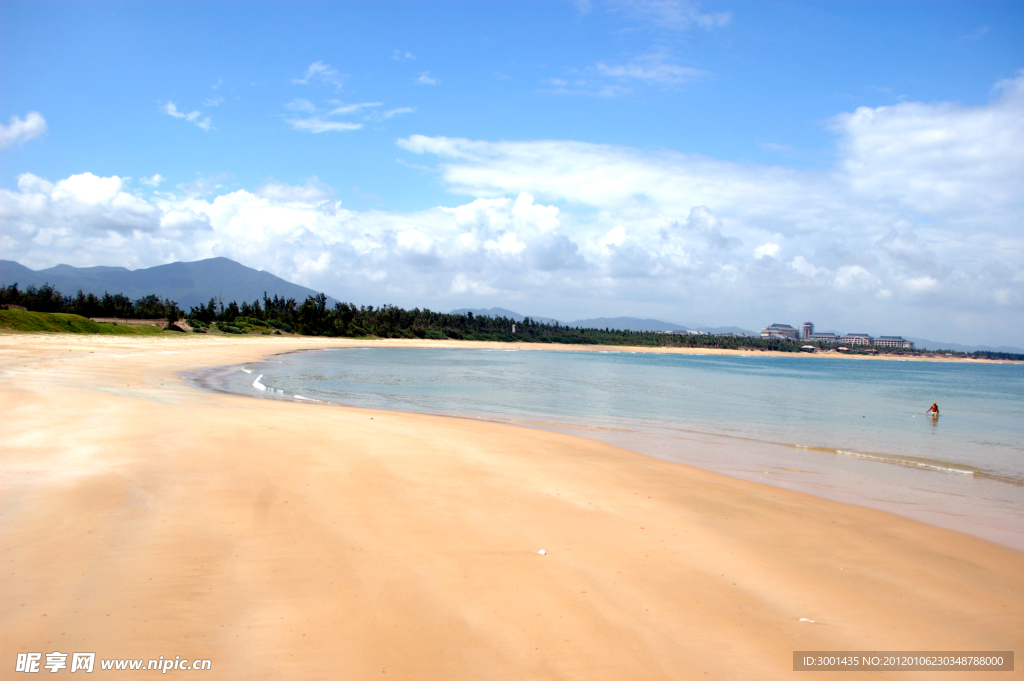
{"left": 1, "top": 334, "right": 1021, "bottom": 679}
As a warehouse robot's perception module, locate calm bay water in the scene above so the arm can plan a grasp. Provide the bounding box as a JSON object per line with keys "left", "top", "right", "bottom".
{"left": 188, "top": 348, "right": 1024, "bottom": 549}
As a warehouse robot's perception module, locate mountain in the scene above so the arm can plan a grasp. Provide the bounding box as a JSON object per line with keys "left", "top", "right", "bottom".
{"left": 904, "top": 337, "right": 1024, "bottom": 354}
{"left": 450, "top": 307, "right": 560, "bottom": 325}
{"left": 691, "top": 325, "right": 759, "bottom": 336}
{"left": 567, "top": 316, "right": 693, "bottom": 332}
{"left": 0, "top": 257, "right": 335, "bottom": 311}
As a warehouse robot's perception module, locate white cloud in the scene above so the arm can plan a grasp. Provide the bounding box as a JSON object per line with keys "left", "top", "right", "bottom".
{"left": 605, "top": 0, "right": 732, "bottom": 30}
{"left": 162, "top": 102, "right": 212, "bottom": 131}
{"left": 831, "top": 71, "right": 1024, "bottom": 221}
{"left": 961, "top": 26, "right": 989, "bottom": 41}
{"left": 256, "top": 177, "right": 333, "bottom": 204}
{"left": 368, "top": 107, "right": 415, "bottom": 122}
{"left": 903, "top": 275, "right": 938, "bottom": 294}
{"left": 834, "top": 265, "right": 876, "bottom": 290}
{"left": 140, "top": 174, "right": 165, "bottom": 187}
{"left": 330, "top": 102, "right": 382, "bottom": 115}
{"left": 416, "top": 72, "right": 439, "bottom": 86}
{"left": 391, "top": 50, "right": 416, "bottom": 61}
{"left": 0, "top": 112, "right": 47, "bottom": 148}
{"left": 789, "top": 255, "right": 822, "bottom": 277}
{"left": 203, "top": 96, "right": 225, "bottom": 107}
{"left": 286, "top": 98, "right": 318, "bottom": 113}
{"left": 2, "top": 172, "right": 159, "bottom": 239}
{"left": 286, "top": 118, "right": 362, "bottom": 133}
{"left": 389, "top": 73, "right": 1024, "bottom": 342}
{"left": 292, "top": 60, "right": 346, "bottom": 89}
{"left": 596, "top": 53, "right": 707, "bottom": 85}
{"left": 600, "top": 226, "right": 628, "bottom": 249}
{"left": 284, "top": 100, "right": 396, "bottom": 132}
{"left": 5, "top": 74, "right": 1024, "bottom": 345}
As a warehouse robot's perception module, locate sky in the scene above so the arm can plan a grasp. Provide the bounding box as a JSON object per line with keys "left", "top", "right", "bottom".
{"left": 1, "top": 0, "right": 1023, "bottom": 345}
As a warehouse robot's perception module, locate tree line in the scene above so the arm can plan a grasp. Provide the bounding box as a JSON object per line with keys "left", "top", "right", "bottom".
{"left": 2, "top": 283, "right": 181, "bottom": 320}
{"left": 4, "top": 282, "right": 1022, "bottom": 360}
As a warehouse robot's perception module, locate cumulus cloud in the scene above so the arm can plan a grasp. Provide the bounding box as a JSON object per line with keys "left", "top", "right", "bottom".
{"left": 390, "top": 73, "right": 1024, "bottom": 341}
{"left": 162, "top": 102, "right": 212, "bottom": 131}
{"left": 4, "top": 74, "right": 1024, "bottom": 344}
{"left": 416, "top": 72, "right": 439, "bottom": 86}
{"left": 0, "top": 112, "right": 48, "bottom": 148}
{"left": 1, "top": 173, "right": 160, "bottom": 245}
{"left": 256, "top": 177, "right": 334, "bottom": 204}
{"left": 753, "top": 242, "right": 780, "bottom": 259}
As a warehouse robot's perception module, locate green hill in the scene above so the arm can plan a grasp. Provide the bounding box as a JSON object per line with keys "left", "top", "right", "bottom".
{"left": 0, "top": 310, "right": 167, "bottom": 335}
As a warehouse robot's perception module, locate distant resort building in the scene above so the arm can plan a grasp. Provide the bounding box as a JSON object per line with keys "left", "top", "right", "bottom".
{"left": 762, "top": 321, "right": 914, "bottom": 349}
{"left": 760, "top": 323, "right": 801, "bottom": 340}
{"left": 840, "top": 333, "right": 873, "bottom": 346}
{"left": 874, "top": 336, "right": 914, "bottom": 349}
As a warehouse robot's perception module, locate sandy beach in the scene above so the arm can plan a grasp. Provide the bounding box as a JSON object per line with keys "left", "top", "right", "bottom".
{"left": 1, "top": 334, "right": 1021, "bottom": 680}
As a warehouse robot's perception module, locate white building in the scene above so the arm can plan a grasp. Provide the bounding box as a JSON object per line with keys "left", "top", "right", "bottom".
{"left": 874, "top": 336, "right": 914, "bottom": 349}
{"left": 760, "top": 323, "right": 800, "bottom": 340}
{"left": 840, "top": 333, "right": 873, "bottom": 346}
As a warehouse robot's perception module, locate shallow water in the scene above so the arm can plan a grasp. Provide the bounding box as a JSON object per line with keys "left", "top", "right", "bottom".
{"left": 186, "top": 348, "right": 1024, "bottom": 550}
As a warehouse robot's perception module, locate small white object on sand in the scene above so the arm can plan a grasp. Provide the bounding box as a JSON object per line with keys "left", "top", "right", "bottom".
{"left": 538, "top": 549, "right": 546, "bottom": 555}
{"left": 799, "top": 618, "right": 815, "bottom": 623}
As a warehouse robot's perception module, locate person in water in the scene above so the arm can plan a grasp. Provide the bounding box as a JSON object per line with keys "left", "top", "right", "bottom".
{"left": 927, "top": 402, "right": 939, "bottom": 415}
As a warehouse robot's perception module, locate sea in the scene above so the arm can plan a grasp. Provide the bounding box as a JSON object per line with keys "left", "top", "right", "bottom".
{"left": 186, "top": 347, "right": 1024, "bottom": 550}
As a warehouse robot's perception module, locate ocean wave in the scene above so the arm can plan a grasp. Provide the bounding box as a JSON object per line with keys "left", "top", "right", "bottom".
{"left": 252, "top": 374, "right": 267, "bottom": 391}
{"left": 790, "top": 444, "right": 1024, "bottom": 485}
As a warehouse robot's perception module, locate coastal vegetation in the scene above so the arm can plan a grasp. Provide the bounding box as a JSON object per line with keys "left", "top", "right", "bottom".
{"left": 3, "top": 282, "right": 1021, "bottom": 360}
{"left": 0, "top": 309, "right": 165, "bottom": 335}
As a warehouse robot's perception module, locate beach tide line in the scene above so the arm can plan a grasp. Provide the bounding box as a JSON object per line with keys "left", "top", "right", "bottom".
{"left": 790, "top": 444, "right": 1024, "bottom": 485}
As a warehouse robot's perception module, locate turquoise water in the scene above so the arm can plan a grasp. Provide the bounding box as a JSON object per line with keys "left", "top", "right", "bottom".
{"left": 190, "top": 348, "right": 1024, "bottom": 549}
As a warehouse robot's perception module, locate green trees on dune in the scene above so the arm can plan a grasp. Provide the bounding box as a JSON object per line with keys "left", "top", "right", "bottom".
{"left": 1, "top": 284, "right": 180, "bottom": 321}
{"left": 3, "top": 281, "right": 1021, "bottom": 360}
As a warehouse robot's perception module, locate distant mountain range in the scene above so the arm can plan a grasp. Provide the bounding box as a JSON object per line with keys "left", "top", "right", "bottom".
{"left": 566, "top": 316, "right": 756, "bottom": 335}
{"left": 450, "top": 307, "right": 561, "bottom": 325}
{"left": 452, "top": 311, "right": 756, "bottom": 336}
{"left": 5, "top": 259, "right": 1018, "bottom": 352}
{"left": 0, "top": 257, "right": 335, "bottom": 311}
{"left": 567, "top": 316, "right": 690, "bottom": 332}
{"left": 904, "top": 337, "right": 1024, "bottom": 354}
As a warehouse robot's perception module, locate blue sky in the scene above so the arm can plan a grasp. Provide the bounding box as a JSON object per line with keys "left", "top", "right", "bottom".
{"left": 2, "top": 1, "right": 1023, "bottom": 344}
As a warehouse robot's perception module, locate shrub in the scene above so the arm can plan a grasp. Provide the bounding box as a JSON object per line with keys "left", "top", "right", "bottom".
{"left": 266, "top": 319, "right": 293, "bottom": 333}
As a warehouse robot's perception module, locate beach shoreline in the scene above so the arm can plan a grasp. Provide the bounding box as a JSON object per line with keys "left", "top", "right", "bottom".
{"left": 2, "top": 326, "right": 1018, "bottom": 363}
{"left": 186, "top": 342, "right": 1024, "bottom": 552}
{"left": 1, "top": 333, "right": 1021, "bottom": 679}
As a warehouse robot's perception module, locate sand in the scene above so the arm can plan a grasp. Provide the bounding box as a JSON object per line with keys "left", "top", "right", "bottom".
{"left": 1, "top": 334, "right": 1021, "bottom": 680}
